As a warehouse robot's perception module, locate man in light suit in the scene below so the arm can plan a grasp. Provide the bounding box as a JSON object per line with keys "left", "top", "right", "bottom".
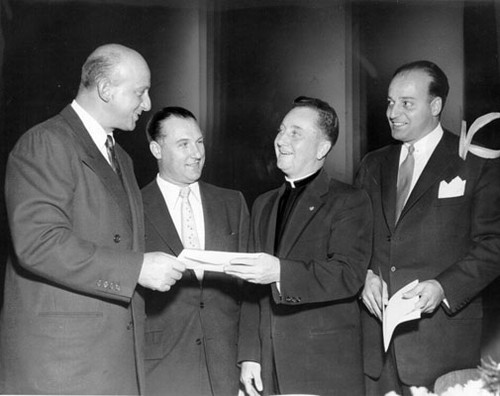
{"left": 141, "top": 106, "right": 250, "bottom": 396}
{"left": 357, "top": 60, "right": 500, "bottom": 395}
{"left": 225, "top": 96, "right": 373, "bottom": 396}
{"left": 0, "top": 44, "right": 185, "bottom": 395}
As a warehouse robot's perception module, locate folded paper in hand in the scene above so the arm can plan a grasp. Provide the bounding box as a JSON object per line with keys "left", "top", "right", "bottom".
{"left": 178, "top": 249, "right": 261, "bottom": 272}
{"left": 383, "top": 279, "right": 421, "bottom": 352}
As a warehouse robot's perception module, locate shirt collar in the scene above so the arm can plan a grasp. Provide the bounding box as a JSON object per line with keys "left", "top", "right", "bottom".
{"left": 406, "top": 123, "right": 443, "bottom": 156}
{"left": 71, "top": 99, "right": 112, "bottom": 146}
{"left": 284, "top": 168, "right": 321, "bottom": 189}
{"left": 156, "top": 174, "right": 201, "bottom": 207}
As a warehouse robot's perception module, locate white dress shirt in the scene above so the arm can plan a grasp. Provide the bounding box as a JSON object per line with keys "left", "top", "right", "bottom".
{"left": 399, "top": 124, "right": 444, "bottom": 204}
{"left": 71, "top": 99, "right": 114, "bottom": 166}
{"left": 155, "top": 175, "right": 205, "bottom": 250}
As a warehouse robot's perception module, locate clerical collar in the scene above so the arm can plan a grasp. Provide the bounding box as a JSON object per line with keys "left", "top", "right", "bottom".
{"left": 285, "top": 169, "right": 321, "bottom": 189}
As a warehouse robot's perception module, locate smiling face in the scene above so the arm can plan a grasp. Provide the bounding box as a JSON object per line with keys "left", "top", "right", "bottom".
{"left": 150, "top": 116, "right": 205, "bottom": 186}
{"left": 274, "top": 106, "right": 331, "bottom": 179}
{"left": 106, "top": 53, "right": 151, "bottom": 132}
{"left": 386, "top": 70, "right": 441, "bottom": 144}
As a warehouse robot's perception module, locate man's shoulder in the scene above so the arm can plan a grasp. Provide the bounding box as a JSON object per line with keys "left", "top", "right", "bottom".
{"left": 199, "top": 181, "right": 244, "bottom": 200}
{"left": 12, "top": 110, "right": 76, "bottom": 154}
{"left": 141, "top": 179, "right": 160, "bottom": 198}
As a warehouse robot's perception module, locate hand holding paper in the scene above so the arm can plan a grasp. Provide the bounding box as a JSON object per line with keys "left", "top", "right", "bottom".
{"left": 224, "top": 252, "right": 280, "bottom": 284}
{"left": 402, "top": 279, "right": 445, "bottom": 314}
{"left": 361, "top": 269, "right": 388, "bottom": 321}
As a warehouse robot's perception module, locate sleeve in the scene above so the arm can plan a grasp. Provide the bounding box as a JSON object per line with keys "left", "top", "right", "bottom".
{"left": 237, "top": 197, "right": 266, "bottom": 364}
{"left": 5, "top": 125, "right": 143, "bottom": 302}
{"left": 275, "top": 188, "right": 373, "bottom": 304}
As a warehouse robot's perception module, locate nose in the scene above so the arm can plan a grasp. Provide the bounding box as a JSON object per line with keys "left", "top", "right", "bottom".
{"left": 387, "top": 102, "right": 400, "bottom": 119}
{"left": 275, "top": 130, "right": 288, "bottom": 147}
{"left": 190, "top": 143, "right": 202, "bottom": 159}
{"left": 141, "top": 92, "right": 152, "bottom": 112}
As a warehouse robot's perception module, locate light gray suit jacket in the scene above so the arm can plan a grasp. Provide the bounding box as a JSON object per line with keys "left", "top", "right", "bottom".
{"left": 0, "top": 105, "right": 146, "bottom": 394}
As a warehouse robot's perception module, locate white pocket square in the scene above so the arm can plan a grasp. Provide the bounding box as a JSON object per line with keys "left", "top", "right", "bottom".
{"left": 438, "top": 176, "right": 466, "bottom": 198}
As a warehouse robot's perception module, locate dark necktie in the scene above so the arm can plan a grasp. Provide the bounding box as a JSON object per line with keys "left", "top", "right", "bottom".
{"left": 395, "top": 144, "right": 415, "bottom": 222}
{"left": 105, "top": 135, "right": 123, "bottom": 181}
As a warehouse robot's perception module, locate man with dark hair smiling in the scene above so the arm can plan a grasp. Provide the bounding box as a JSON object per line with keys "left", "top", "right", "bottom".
{"left": 226, "top": 96, "right": 372, "bottom": 396}
{"left": 141, "top": 106, "right": 250, "bottom": 396}
{"left": 357, "top": 60, "right": 500, "bottom": 394}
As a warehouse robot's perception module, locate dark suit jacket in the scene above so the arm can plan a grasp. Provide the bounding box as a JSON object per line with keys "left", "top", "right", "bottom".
{"left": 141, "top": 180, "right": 249, "bottom": 396}
{"left": 0, "top": 105, "right": 146, "bottom": 394}
{"left": 238, "top": 169, "right": 372, "bottom": 396}
{"left": 356, "top": 130, "right": 500, "bottom": 386}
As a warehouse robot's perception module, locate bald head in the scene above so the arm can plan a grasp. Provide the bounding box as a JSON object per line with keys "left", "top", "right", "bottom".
{"left": 79, "top": 44, "right": 145, "bottom": 90}
{"left": 75, "top": 44, "right": 151, "bottom": 133}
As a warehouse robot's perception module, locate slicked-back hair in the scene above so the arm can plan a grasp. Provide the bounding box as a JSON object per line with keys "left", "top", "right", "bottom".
{"left": 146, "top": 106, "right": 197, "bottom": 142}
{"left": 292, "top": 96, "right": 339, "bottom": 146}
{"left": 393, "top": 60, "right": 449, "bottom": 109}
{"left": 80, "top": 51, "right": 121, "bottom": 89}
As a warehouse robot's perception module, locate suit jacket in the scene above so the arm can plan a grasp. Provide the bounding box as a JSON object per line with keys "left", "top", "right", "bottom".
{"left": 356, "top": 130, "right": 500, "bottom": 386}
{"left": 141, "top": 180, "right": 249, "bottom": 396}
{"left": 237, "top": 169, "right": 372, "bottom": 396}
{"left": 0, "top": 105, "right": 146, "bottom": 394}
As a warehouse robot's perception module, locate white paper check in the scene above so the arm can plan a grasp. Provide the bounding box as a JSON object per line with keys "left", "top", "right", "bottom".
{"left": 178, "top": 249, "right": 262, "bottom": 272}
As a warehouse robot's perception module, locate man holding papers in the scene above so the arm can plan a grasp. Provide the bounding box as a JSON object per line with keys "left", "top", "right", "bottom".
{"left": 356, "top": 60, "right": 500, "bottom": 394}
{"left": 141, "top": 107, "right": 250, "bottom": 396}
{"left": 226, "top": 96, "right": 373, "bottom": 395}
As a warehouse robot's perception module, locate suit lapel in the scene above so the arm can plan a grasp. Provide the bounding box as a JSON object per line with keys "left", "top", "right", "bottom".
{"left": 60, "top": 106, "right": 133, "bottom": 227}
{"left": 277, "top": 170, "right": 327, "bottom": 258}
{"left": 399, "top": 132, "right": 457, "bottom": 221}
{"left": 380, "top": 145, "right": 401, "bottom": 231}
{"left": 143, "top": 181, "right": 184, "bottom": 256}
{"left": 200, "top": 183, "right": 225, "bottom": 250}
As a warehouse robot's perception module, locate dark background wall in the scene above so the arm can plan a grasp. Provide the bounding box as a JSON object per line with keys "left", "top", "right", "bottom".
{"left": 1, "top": 0, "right": 500, "bottom": 360}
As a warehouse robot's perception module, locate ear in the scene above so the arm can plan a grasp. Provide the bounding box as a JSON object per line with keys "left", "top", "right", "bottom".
{"left": 430, "top": 97, "right": 442, "bottom": 117}
{"left": 97, "top": 79, "right": 113, "bottom": 103}
{"left": 316, "top": 140, "right": 332, "bottom": 160}
{"left": 149, "top": 140, "right": 162, "bottom": 160}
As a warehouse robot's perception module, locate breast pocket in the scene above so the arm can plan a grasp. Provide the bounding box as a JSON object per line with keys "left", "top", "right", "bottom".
{"left": 434, "top": 196, "right": 466, "bottom": 207}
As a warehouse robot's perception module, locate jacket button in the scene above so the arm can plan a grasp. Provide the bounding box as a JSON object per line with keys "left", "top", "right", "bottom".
{"left": 127, "top": 321, "right": 133, "bottom": 330}
{"left": 285, "top": 297, "right": 292, "bottom": 302}
{"left": 103, "top": 281, "right": 109, "bottom": 288}
{"left": 391, "top": 266, "right": 396, "bottom": 272}
{"left": 195, "top": 338, "right": 202, "bottom": 345}
{"left": 200, "top": 302, "right": 204, "bottom": 309}
{"left": 113, "top": 234, "right": 121, "bottom": 243}
{"left": 386, "top": 235, "right": 392, "bottom": 242}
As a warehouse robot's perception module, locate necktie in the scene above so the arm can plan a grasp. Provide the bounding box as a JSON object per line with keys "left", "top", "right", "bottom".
{"left": 105, "top": 135, "right": 123, "bottom": 180}
{"left": 395, "top": 144, "right": 415, "bottom": 222}
{"left": 180, "top": 186, "right": 203, "bottom": 280}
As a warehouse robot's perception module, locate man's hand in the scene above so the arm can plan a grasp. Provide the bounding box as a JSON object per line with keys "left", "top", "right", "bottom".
{"left": 138, "top": 252, "right": 185, "bottom": 291}
{"left": 403, "top": 279, "right": 444, "bottom": 314}
{"left": 224, "top": 253, "right": 280, "bottom": 284}
{"left": 240, "top": 361, "right": 263, "bottom": 396}
{"left": 361, "top": 269, "right": 388, "bottom": 321}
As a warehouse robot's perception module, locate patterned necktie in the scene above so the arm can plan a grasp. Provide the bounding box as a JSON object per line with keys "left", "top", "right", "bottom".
{"left": 180, "top": 186, "right": 203, "bottom": 280}
{"left": 395, "top": 144, "right": 415, "bottom": 222}
{"left": 105, "top": 135, "right": 123, "bottom": 181}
